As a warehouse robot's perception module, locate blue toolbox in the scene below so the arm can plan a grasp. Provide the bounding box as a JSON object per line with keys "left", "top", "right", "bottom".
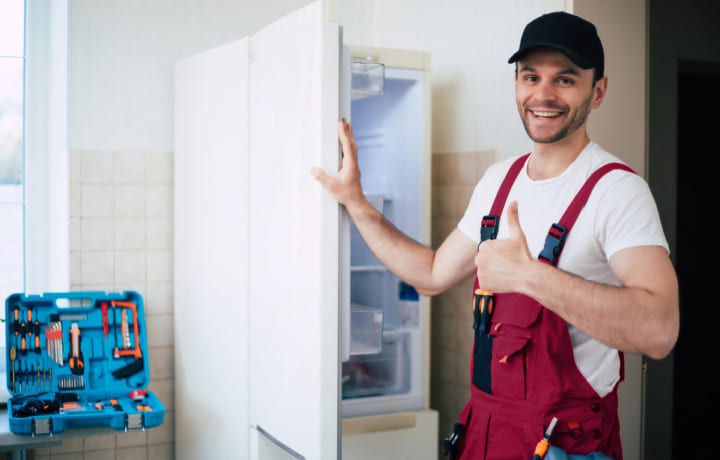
{"left": 5, "top": 291, "right": 165, "bottom": 435}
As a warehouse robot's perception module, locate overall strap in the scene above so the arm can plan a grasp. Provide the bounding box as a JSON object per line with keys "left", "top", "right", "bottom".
{"left": 538, "top": 162, "right": 637, "bottom": 266}
{"left": 480, "top": 153, "right": 530, "bottom": 242}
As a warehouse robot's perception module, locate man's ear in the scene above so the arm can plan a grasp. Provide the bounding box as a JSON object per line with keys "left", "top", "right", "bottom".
{"left": 591, "top": 75, "right": 608, "bottom": 109}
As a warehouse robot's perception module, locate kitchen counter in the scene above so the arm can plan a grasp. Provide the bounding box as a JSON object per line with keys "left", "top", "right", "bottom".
{"left": 0, "top": 406, "right": 120, "bottom": 454}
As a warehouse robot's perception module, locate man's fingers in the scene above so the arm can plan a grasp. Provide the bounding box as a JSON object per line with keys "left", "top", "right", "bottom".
{"left": 310, "top": 166, "right": 334, "bottom": 189}
{"left": 338, "top": 119, "right": 357, "bottom": 162}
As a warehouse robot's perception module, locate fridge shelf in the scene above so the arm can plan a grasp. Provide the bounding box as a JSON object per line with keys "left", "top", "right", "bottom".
{"left": 350, "top": 304, "right": 384, "bottom": 356}
{"left": 342, "top": 332, "right": 410, "bottom": 399}
{"left": 351, "top": 61, "right": 385, "bottom": 101}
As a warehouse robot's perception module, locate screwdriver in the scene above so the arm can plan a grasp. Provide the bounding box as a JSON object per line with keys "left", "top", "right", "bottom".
{"left": 34, "top": 321, "right": 41, "bottom": 354}
{"left": 12, "top": 306, "right": 19, "bottom": 336}
{"left": 9, "top": 347, "right": 16, "bottom": 392}
{"left": 20, "top": 322, "right": 27, "bottom": 356}
{"left": 532, "top": 417, "right": 558, "bottom": 460}
{"left": 473, "top": 289, "right": 495, "bottom": 334}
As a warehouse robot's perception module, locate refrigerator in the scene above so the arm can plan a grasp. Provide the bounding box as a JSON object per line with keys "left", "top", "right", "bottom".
{"left": 173, "top": 2, "right": 436, "bottom": 459}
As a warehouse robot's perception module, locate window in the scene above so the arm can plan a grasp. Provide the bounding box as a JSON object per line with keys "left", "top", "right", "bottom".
{"left": 0, "top": 0, "right": 26, "bottom": 347}
{"left": 0, "top": 0, "right": 69, "bottom": 402}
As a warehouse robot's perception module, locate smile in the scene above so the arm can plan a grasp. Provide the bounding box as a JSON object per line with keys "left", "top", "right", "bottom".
{"left": 531, "top": 110, "right": 563, "bottom": 118}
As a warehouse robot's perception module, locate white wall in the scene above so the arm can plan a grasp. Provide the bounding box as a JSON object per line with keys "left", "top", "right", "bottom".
{"left": 70, "top": 0, "right": 545, "bottom": 159}
{"left": 69, "top": 0, "right": 314, "bottom": 152}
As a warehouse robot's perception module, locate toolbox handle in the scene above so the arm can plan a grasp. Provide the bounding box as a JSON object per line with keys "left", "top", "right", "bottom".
{"left": 55, "top": 297, "right": 94, "bottom": 309}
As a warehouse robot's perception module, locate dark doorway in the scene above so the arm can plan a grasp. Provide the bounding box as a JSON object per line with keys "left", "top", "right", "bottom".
{"left": 673, "top": 60, "right": 720, "bottom": 459}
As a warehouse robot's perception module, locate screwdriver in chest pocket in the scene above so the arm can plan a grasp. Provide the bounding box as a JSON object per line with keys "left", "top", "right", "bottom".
{"left": 473, "top": 289, "right": 495, "bottom": 334}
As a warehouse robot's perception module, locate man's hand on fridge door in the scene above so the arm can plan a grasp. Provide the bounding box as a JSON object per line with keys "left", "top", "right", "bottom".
{"left": 311, "top": 119, "right": 366, "bottom": 212}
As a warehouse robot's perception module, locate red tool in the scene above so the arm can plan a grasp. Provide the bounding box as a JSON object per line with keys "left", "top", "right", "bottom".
{"left": 111, "top": 301, "right": 143, "bottom": 360}
{"left": 101, "top": 301, "right": 109, "bottom": 339}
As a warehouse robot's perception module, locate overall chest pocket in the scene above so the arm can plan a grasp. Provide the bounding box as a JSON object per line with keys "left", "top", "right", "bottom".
{"left": 488, "top": 293, "right": 543, "bottom": 400}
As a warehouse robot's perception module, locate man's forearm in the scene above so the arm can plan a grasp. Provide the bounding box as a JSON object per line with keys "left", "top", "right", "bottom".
{"left": 521, "top": 259, "right": 678, "bottom": 359}
{"left": 344, "top": 198, "right": 438, "bottom": 294}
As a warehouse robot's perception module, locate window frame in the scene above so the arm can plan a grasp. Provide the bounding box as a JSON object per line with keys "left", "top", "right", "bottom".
{"left": 0, "top": 0, "right": 69, "bottom": 402}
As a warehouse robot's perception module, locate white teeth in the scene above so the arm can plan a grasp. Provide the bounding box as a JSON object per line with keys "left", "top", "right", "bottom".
{"left": 533, "top": 111, "right": 561, "bottom": 118}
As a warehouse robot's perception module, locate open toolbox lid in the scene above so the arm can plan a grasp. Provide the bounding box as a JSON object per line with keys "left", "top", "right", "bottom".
{"left": 5, "top": 291, "right": 165, "bottom": 435}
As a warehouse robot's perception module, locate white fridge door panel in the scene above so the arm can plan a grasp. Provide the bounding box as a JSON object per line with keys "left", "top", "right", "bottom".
{"left": 248, "top": 1, "right": 340, "bottom": 459}
{"left": 174, "top": 38, "right": 250, "bottom": 459}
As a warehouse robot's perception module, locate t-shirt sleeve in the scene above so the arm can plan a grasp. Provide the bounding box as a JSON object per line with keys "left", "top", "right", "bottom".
{"left": 457, "top": 164, "right": 504, "bottom": 244}
{"left": 595, "top": 172, "right": 670, "bottom": 260}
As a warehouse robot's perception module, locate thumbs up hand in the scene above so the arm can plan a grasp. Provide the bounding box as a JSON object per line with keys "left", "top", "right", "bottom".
{"left": 474, "top": 201, "right": 534, "bottom": 293}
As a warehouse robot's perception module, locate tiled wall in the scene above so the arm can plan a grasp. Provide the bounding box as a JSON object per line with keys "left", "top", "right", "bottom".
{"left": 32, "top": 150, "right": 175, "bottom": 460}
{"left": 430, "top": 150, "right": 496, "bottom": 458}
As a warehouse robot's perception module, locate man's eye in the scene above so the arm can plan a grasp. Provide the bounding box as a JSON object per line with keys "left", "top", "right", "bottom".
{"left": 524, "top": 75, "right": 538, "bottom": 82}
{"left": 558, "top": 77, "right": 574, "bottom": 85}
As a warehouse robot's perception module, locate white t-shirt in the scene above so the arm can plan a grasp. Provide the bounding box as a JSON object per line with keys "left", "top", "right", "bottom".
{"left": 457, "top": 142, "right": 669, "bottom": 397}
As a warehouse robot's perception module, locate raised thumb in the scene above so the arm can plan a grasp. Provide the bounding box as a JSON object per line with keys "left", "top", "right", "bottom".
{"left": 506, "top": 201, "right": 524, "bottom": 240}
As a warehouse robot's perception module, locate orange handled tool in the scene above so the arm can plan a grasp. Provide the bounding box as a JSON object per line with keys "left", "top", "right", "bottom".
{"left": 531, "top": 417, "right": 558, "bottom": 460}
{"left": 69, "top": 322, "right": 85, "bottom": 375}
{"left": 473, "top": 289, "right": 495, "bottom": 334}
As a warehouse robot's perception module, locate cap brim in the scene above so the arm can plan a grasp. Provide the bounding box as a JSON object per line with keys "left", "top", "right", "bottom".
{"left": 507, "top": 43, "right": 594, "bottom": 69}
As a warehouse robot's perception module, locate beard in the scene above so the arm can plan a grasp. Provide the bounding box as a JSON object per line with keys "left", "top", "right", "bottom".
{"left": 518, "top": 92, "right": 593, "bottom": 144}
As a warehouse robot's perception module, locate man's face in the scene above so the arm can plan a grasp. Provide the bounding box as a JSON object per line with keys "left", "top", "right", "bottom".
{"left": 515, "top": 48, "right": 605, "bottom": 144}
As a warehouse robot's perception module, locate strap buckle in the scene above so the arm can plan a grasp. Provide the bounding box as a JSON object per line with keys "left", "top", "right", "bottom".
{"left": 539, "top": 223, "right": 568, "bottom": 267}
{"left": 480, "top": 215, "right": 500, "bottom": 242}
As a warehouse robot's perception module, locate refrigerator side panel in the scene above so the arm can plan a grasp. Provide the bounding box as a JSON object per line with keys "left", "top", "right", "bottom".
{"left": 174, "top": 38, "right": 250, "bottom": 459}
{"left": 247, "top": 1, "right": 340, "bottom": 459}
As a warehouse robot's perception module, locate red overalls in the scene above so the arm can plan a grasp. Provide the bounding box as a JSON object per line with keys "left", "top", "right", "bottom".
{"left": 455, "top": 154, "right": 634, "bottom": 460}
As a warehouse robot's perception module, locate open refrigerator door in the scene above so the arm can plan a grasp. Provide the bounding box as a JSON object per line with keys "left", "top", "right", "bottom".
{"left": 340, "top": 46, "right": 431, "bottom": 421}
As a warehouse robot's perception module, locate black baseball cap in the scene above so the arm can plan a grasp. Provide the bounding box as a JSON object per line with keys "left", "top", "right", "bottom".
{"left": 508, "top": 11, "right": 604, "bottom": 78}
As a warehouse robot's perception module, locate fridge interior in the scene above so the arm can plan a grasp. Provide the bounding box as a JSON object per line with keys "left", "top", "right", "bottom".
{"left": 341, "top": 55, "right": 426, "bottom": 418}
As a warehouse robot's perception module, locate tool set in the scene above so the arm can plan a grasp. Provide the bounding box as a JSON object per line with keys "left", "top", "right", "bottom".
{"left": 5, "top": 291, "right": 164, "bottom": 435}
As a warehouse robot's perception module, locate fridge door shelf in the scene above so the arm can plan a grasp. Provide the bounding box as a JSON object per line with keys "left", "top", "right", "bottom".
{"left": 351, "top": 61, "right": 384, "bottom": 101}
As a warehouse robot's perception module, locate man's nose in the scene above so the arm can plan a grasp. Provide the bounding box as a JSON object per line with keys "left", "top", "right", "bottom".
{"left": 532, "top": 81, "right": 557, "bottom": 104}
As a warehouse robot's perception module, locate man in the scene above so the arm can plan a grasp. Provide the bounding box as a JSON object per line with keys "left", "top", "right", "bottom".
{"left": 312, "top": 11, "right": 678, "bottom": 460}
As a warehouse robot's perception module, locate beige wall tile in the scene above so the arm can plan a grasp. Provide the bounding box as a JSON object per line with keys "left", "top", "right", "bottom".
{"left": 81, "top": 217, "right": 114, "bottom": 251}
{"left": 146, "top": 314, "right": 174, "bottom": 347}
{"left": 84, "top": 448, "right": 117, "bottom": 460}
{"left": 115, "top": 151, "right": 147, "bottom": 184}
{"left": 81, "top": 150, "right": 114, "bottom": 184}
{"left": 83, "top": 433, "right": 116, "bottom": 451}
{"left": 81, "top": 185, "right": 115, "bottom": 217}
{"left": 146, "top": 250, "right": 172, "bottom": 282}
{"left": 148, "top": 442, "right": 174, "bottom": 460}
{"left": 147, "top": 379, "right": 174, "bottom": 411}
{"left": 70, "top": 217, "right": 82, "bottom": 251}
{"left": 116, "top": 445, "right": 148, "bottom": 460}
{"left": 115, "top": 185, "right": 146, "bottom": 217}
{"left": 81, "top": 252, "right": 114, "bottom": 285}
{"left": 146, "top": 185, "right": 172, "bottom": 217}
{"left": 50, "top": 436, "right": 83, "bottom": 454}
{"left": 146, "top": 216, "right": 172, "bottom": 249}
{"left": 115, "top": 251, "right": 147, "bottom": 284}
{"left": 70, "top": 251, "right": 82, "bottom": 285}
{"left": 70, "top": 184, "right": 82, "bottom": 217}
{"left": 149, "top": 346, "right": 174, "bottom": 380}
{"left": 145, "top": 152, "right": 173, "bottom": 185}
{"left": 146, "top": 282, "right": 173, "bottom": 315}
{"left": 147, "top": 410, "right": 174, "bottom": 444}
{"left": 70, "top": 149, "right": 82, "bottom": 184}
{"left": 116, "top": 430, "right": 148, "bottom": 449}
{"left": 115, "top": 217, "right": 146, "bottom": 250}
